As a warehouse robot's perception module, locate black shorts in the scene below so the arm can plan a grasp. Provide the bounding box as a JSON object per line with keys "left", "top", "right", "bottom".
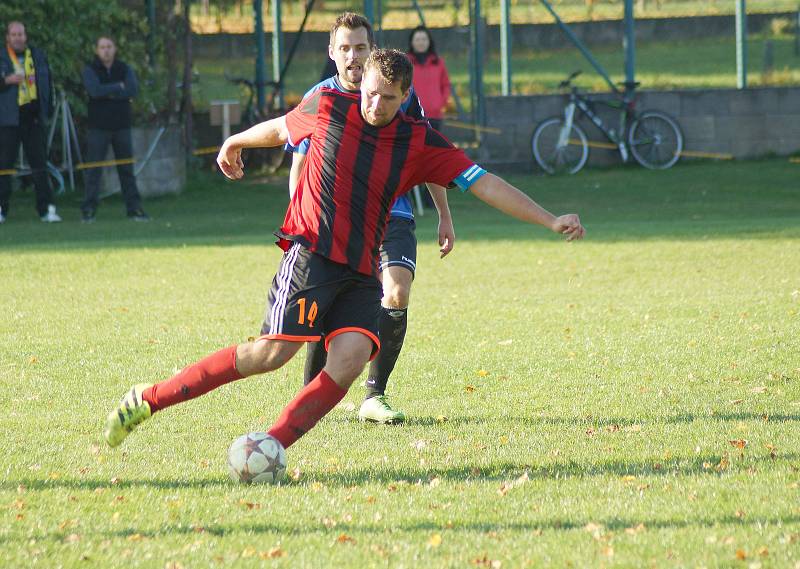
{"left": 378, "top": 216, "right": 417, "bottom": 276}
{"left": 260, "top": 242, "right": 382, "bottom": 355}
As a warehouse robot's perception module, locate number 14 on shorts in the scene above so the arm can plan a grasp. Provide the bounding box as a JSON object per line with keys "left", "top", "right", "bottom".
{"left": 297, "top": 298, "right": 318, "bottom": 327}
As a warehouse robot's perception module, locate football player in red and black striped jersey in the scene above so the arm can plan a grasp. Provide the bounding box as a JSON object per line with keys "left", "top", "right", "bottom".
{"left": 103, "top": 49, "right": 584, "bottom": 453}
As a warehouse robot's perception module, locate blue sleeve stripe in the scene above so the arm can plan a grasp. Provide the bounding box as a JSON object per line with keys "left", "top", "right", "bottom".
{"left": 453, "top": 165, "right": 488, "bottom": 192}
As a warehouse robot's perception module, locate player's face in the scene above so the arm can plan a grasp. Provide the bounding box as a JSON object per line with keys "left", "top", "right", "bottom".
{"left": 6, "top": 23, "right": 27, "bottom": 53}
{"left": 411, "top": 31, "right": 430, "bottom": 54}
{"left": 360, "top": 67, "right": 409, "bottom": 127}
{"left": 329, "top": 26, "right": 371, "bottom": 90}
{"left": 95, "top": 38, "right": 117, "bottom": 66}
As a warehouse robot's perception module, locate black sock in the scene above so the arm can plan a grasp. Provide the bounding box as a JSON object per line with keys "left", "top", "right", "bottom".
{"left": 303, "top": 339, "right": 327, "bottom": 386}
{"left": 365, "top": 307, "right": 407, "bottom": 400}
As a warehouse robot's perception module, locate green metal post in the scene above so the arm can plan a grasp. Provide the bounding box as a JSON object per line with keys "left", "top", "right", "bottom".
{"left": 470, "top": 0, "right": 485, "bottom": 125}
{"left": 375, "top": 0, "right": 383, "bottom": 47}
{"left": 254, "top": 0, "right": 267, "bottom": 111}
{"left": 272, "top": 0, "right": 284, "bottom": 109}
{"left": 540, "top": 0, "right": 618, "bottom": 93}
{"left": 363, "top": 0, "right": 374, "bottom": 24}
{"left": 623, "top": 0, "right": 636, "bottom": 94}
{"left": 411, "top": 0, "right": 426, "bottom": 27}
{"left": 146, "top": 0, "right": 156, "bottom": 69}
{"left": 736, "top": 0, "right": 747, "bottom": 89}
{"left": 500, "top": 0, "right": 512, "bottom": 96}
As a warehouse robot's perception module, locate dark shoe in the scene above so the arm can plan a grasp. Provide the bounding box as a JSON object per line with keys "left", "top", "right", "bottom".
{"left": 127, "top": 209, "right": 150, "bottom": 222}
{"left": 81, "top": 210, "right": 96, "bottom": 224}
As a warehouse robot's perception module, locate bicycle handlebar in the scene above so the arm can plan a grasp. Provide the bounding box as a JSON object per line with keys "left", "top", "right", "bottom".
{"left": 224, "top": 73, "right": 281, "bottom": 91}
{"left": 558, "top": 70, "right": 582, "bottom": 89}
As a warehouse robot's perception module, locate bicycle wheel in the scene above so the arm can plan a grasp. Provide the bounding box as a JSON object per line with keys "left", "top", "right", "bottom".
{"left": 532, "top": 118, "right": 589, "bottom": 175}
{"left": 628, "top": 111, "right": 683, "bottom": 170}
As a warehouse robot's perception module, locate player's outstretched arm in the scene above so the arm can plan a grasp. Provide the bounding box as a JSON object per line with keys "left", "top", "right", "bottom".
{"left": 426, "top": 183, "right": 456, "bottom": 258}
{"left": 469, "top": 173, "right": 585, "bottom": 241}
{"left": 289, "top": 152, "right": 306, "bottom": 199}
{"left": 217, "top": 116, "right": 290, "bottom": 180}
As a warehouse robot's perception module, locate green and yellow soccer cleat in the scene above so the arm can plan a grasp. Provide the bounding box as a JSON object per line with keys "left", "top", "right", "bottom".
{"left": 104, "top": 384, "right": 153, "bottom": 447}
{"left": 358, "top": 395, "right": 406, "bottom": 424}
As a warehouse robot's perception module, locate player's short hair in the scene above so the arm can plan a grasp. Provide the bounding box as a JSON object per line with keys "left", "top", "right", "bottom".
{"left": 329, "top": 12, "right": 374, "bottom": 48}
{"left": 96, "top": 36, "right": 116, "bottom": 47}
{"left": 364, "top": 49, "right": 414, "bottom": 93}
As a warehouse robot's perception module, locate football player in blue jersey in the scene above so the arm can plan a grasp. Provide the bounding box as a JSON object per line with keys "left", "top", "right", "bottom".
{"left": 286, "top": 12, "right": 456, "bottom": 424}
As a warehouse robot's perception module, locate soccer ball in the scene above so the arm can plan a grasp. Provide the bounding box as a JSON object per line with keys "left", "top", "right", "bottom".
{"left": 227, "top": 432, "right": 287, "bottom": 484}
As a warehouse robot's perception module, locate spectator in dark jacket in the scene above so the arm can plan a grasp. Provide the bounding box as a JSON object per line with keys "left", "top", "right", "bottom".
{"left": 0, "top": 21, "right": 60, "bottom": 223}
{"left": 81, "top": 36, "right": 148, "bottom": 223}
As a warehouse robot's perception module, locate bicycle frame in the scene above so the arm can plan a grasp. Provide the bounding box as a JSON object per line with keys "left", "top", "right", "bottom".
{"left": 561, "top": 89, "right": 634, "bottom": 162}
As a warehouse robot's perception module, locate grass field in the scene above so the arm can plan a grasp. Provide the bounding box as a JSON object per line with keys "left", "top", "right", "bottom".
{"left": 193, "top": 33, "right": 800, "bottom": 111}
{"left": 1, "top": 159, "right": 799, "bottom": 567}
{"left": 190, "top": 0, "right": 800, "bottom": 33}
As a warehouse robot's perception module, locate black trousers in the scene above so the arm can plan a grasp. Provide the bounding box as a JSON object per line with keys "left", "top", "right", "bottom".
{"left": 82, "top": 128, "right": 142, "bottom": 214}
{"left": 0, "top": 116, "right": 54, "bottom": 217}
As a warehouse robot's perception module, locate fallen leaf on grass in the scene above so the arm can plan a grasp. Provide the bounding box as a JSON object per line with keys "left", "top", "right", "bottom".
{"left": 757, "top": 546, "right": 769, "bottom": 557}
{"left": 336, "top": 533, "right": 356, "bottom": 544}
{"left": 497, "top": 339, "right": 513, "bottom": 346}
{"left": 64, "top": 534, "right": 81, "bottom": 544}
{"left": 729, "top": 439, "right": 748, "bottom": 449}
{"left": 751, "top": 386, "right": 768, "bottom": 394}
{"left": 428, "top": 533, "right": 443, "bottom": 547}
{"left": 471, "top": 556, "right": 502, "bottom": 568}
{"left": 260, "top": 547, "right": 286, "bottom": 559}
{"left": 239, "top": 500, "right": 261, "bottom": 510}
{"left": 730, "top": 399, "right": 744, "bottom": 405}
{"left": 735, "top": 549, "right": 747, "bottom": 560}
{"left": 465, "top": 385, "right": 476, "bottom": 393}
{"left": 497, "top": 472, "right": 529, "bottom": 496}
{"left": 625, "top": 523, "right": 646, "bottom": 535}
{"left": 241, "top": 547, "right": 256, "bottom": 558}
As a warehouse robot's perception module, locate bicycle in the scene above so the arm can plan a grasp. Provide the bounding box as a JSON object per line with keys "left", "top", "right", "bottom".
{"left": 225, "top": 74, "right": 287, "bottom": 173}
{"left": 531, "top": 71, "right": 683, "bottom": 175}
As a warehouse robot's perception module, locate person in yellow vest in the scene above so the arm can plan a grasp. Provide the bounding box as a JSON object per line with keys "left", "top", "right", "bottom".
{"left": 0, "top": 21, "right": 60, "bottom": 223}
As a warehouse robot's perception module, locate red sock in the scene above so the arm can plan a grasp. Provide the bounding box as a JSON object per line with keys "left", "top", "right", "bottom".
{"left": 268, "top": 370, "right": 347, "bottom": 449}
{"left": 143, "top": 345, "right": 243, "bottom": 413}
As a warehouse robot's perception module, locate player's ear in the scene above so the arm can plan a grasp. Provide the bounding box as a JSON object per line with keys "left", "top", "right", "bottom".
{"left": 328, "top": 44, "right": 334, "bottom": 60}
{"left": 401, "top": 89, "right": 411, "bottom": 104}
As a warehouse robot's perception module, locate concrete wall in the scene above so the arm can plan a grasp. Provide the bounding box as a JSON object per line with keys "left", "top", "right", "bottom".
{"left": 480, "top": 86, "right": 800, "bottom": 170}
{"left": 193, "top": 12, "right": 797, "bottom": 58}
{"left": 101, "top": 126, "right": 185, "bottom": 198}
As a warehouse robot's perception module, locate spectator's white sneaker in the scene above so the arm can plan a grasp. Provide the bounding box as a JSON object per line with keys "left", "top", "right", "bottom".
{"left": 0, "top": 207, "right": 5, "bottom": 223}
{"left": 41, "top": 205, "right": 62, "bottom": 223}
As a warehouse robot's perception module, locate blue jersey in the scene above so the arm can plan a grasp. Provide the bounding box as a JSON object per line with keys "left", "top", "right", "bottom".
{"left": 286, "top": 75, "right": 427, "bottom": 220}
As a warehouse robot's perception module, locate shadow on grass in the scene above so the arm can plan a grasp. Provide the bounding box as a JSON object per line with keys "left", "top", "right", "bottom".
{"left": 6, "top": 513, "right": 800, "bottom": 545}
{"left": 2, "top": 160, "right": 799, "bottom": 253}
{"left": 6, "top": 452, "right": 796, "bottom": 493}
{"left": 404, "top": 411, "right": 800, "bottom": 428}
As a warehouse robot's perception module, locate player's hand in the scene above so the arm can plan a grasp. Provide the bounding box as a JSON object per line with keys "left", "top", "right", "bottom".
{"left": 551, "top": 214, "right": 585, "bottom": 241}
{"left": 4, "top": 74, "right": 24, "bottom": 85}
{"left": 217, "top": 141, "right": 245, "bottom": 180}
{"left": 438, "top": 215, "right": 455, "bottom": 258}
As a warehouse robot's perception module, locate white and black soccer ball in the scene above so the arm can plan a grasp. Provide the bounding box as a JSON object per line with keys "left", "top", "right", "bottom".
{"left": 227, "top": 432, "right": 287, "bottom": 484}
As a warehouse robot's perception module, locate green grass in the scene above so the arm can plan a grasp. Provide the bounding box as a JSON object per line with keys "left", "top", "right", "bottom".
{"left": 190, "top": 0, "right": 800, "bottom": 32}
{"left": 193, "top": 34, "right": 800, "bottom": 111}
{"left": 2, "top": 159, "right": 800, "bottom": 567}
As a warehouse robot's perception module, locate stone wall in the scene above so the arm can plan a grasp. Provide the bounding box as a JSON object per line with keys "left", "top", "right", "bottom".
{"left": 479, "top": 86, "right": 800, "bottom": 170}
{"left": 100, "top": 126, "right": 185, "bottom": 198}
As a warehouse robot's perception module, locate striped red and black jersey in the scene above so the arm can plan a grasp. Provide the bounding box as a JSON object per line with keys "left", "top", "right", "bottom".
{"left": 281, "top": 88, "right": 476, "bottom": 276}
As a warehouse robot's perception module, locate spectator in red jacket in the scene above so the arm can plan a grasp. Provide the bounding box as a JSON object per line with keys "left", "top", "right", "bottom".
{"left": 407, "top": 26, "right": 450, "bottom": 131}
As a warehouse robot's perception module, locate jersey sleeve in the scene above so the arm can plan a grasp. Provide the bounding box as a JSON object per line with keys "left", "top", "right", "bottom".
{"left": 414, "top": 126, "right": 481, "bottom": 190}
{"left": 285, "top": 90, "right": 322, "bottom": 148}
{"left": 403, "top": 87, "right": 426, "bottom": 121}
